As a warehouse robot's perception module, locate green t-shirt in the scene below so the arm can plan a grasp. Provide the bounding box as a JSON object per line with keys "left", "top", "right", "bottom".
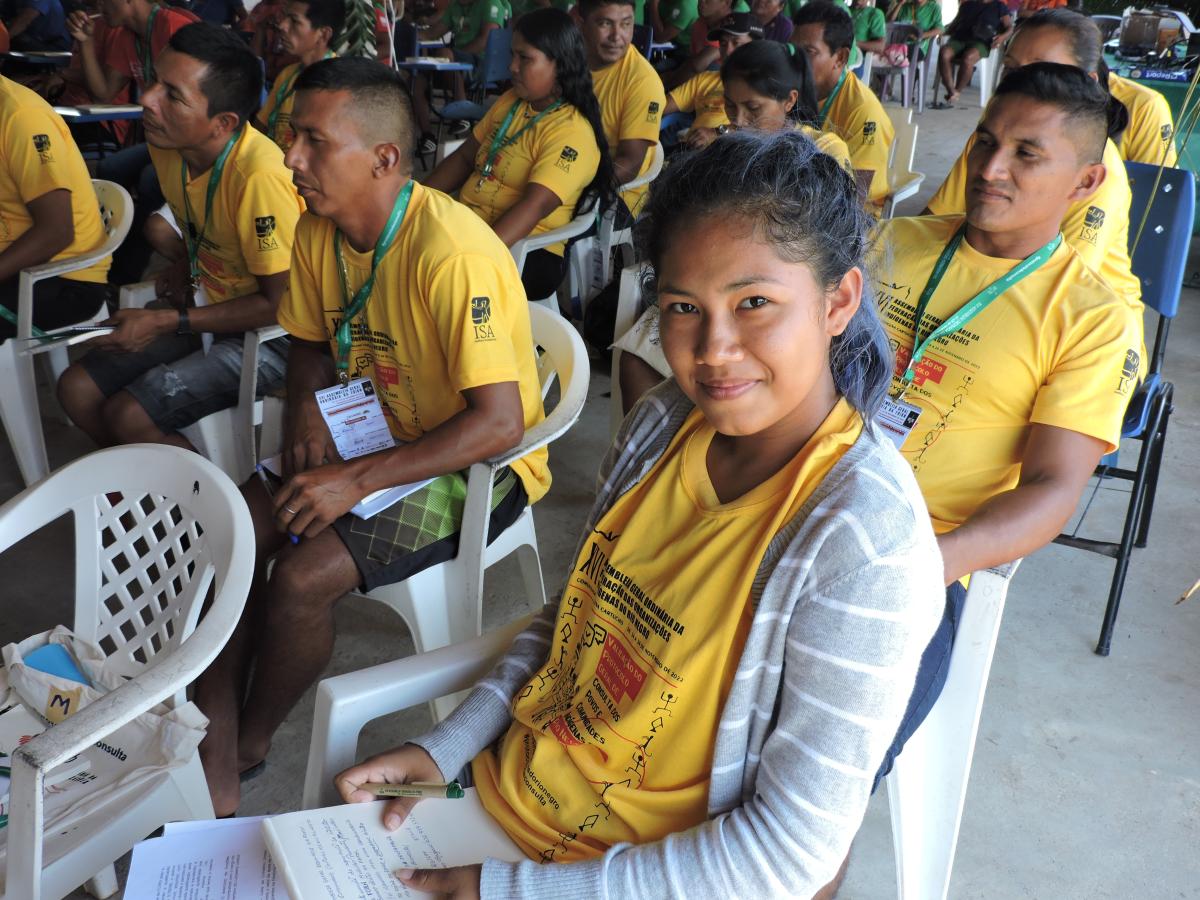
{"left": 852, "top": 5, "right": 885, "bottom": 43}
{"left": 634, "top": 0, "right": 645, "bottom": 24}
{"left": 660, "top": 0, "right": 699, "bottom": 46}
{"left": 441, "top": 0, "right": 510, "bottom": 49}
{"left": 892, "top": 0, "right": 942, "bottom": 53}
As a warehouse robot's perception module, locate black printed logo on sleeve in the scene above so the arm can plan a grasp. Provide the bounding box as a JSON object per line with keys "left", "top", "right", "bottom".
{"left": 646, "top": 100, "right": 661, "bottom": 123}
{"left": 32, "top": 133, "right": 53, "bottom": 162}
{"left": 556, "top": 146, "right": 579, "bottom": 171}
{"left": 1161, "top": 123, "right": 1173, "bottom": 143}
{"left": 1079, "top": 205, "right": 1106, "bottom": 246}
{"left": 862, "top": 121, "right": 877, "bottom": 145}
{"left": 1117, "top": 348, "right": 1140, "bottom": 396}
{"left": 255, "top": 215, "right": 279, "bottom": 251}
{"left": 471, "top": 296, "right": 496, "bottom": 341}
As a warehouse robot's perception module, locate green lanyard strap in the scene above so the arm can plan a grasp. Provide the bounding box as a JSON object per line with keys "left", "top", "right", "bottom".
{"left": 898, "top": 224, "right": 1063, "bottom": 392}
{"left": 179, "top": 128, "right": 241, "bottom": 289}
{"left": 266, "top": 52, "right": 333, "bottom": 142}
{"left": 136, "top": 5, "right": 160, "bottom": 86}
{"left": 819, "top": 68, "right": 848, "bottom": 128}
{"left": 478, "top": 99, "right": 563, "bottom": 184}
{"left": 332, "top": 180, "right": 414, "bottom": 384}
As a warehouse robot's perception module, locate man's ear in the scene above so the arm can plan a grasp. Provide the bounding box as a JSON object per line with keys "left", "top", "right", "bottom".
{"left": 213, "top": 110, "right": 242, "bottom": 139}
{"left": 834, "top": 46, "right": 850, "bottom": 69}
{"left": 373, "top": 140, "right": 407, "bottom": 177}
{"left": 1067, "top": 161, "right": 1107, "bottom": 205}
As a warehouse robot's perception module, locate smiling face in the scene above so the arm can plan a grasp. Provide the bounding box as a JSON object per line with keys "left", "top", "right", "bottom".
{"left": 139, "top": 48, "right": 227, "bottom": 150}
{"left": 284, "top": 88, "right": 372, "bottom": 221}
{"left": 581, "top": 2, "right": 634, "bottom": 68}
{"left": 965, "top": 94, "right": 1100, "bottom": 239}
{"left": 657, "top": 214, "right": 859, "bottom": 441}
{"left": 792, "top": 22, "right": 844, "bottom": 97}
{"left": 509, "top": 31, "right": 559, "bottom": 104}
{"left": 723, "top": 75, "right": 796, "bottom": 133}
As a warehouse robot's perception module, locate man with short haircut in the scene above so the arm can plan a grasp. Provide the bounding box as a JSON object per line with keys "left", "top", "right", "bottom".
{"left": 664, "top": 11, "right": 759, "bottom": 148}
{"left": 57, "top": 23, "right": 303, "bottom": 451}
{"left": 793, "top": 0, "right": 892, "bottom": 211}
{"left": 850, "top": 66, "right": 1143, "bottom": 894}
{"left": 255, "top": 0, "right": 344, "bottom": 152}
{"left": 579, "top": 0, "right": 664, "bottom": 217}
{"left": 0, "top": 73, "right": 111, "bottom": 338}
{"left": 193, "top": 57, "right": 550, "bottom": 818}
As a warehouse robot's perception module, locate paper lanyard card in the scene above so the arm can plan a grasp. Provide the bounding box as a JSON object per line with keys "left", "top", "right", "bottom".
{"left": 875, "top": 395, "right": 923, "bottom": 450}
{"left": 314, "top": 377, "right": 396, "bottom": 461}
{"left": 194, "top": 284, "right": 213, "bottom": 355}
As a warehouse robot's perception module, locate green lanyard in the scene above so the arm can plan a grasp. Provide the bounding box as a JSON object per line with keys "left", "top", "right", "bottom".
{"left": 819, "top": 68, "right": 847, "bottom": 128}
{"left": 477, "top": 99, "right": 563, "bottom": 187}
{"left": 179, "top": 129, "right": 240, "bottom": 290}
{"left": 332, "top": 180, "right": 414, "bottom": 384}
{"left": 266, "top": 52, "right": 333, "bottom": 142}
{"left": 897, "top": 225, "right": 1063, "bottom": 394}
{"left": 136, "top": 5, "right": 159, "bottom": 86}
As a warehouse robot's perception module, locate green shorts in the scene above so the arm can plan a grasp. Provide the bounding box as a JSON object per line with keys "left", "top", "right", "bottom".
{"left": 946, "top": 38, "right": 991, "bottom": 59}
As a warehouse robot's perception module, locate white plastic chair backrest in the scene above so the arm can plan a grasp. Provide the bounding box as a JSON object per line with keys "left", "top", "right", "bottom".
{"left": 510, "top": 199, "right": 597, "bottom": 276}
{"left": 92, "top": 178, "right": 134, "bottom": 246}
{"left": 609, "top": 263, "right": 650, "bottom": 436}
{"left": 436, "top": 138, "right": 465, "bottom": 166}
{"left": 620, "top": 142, "right": 665, "bottom": 193}
{"left": 0, "top": 445, "right": 254, "bottom": 704}
{"left": 886, "top": 559, "right": 1020, "bottom": 900}
{"left": 523, "top": 304, "right": 589, "bottom": 446}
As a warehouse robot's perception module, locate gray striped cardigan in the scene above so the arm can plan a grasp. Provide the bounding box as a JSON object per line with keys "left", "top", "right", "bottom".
{"left": 413, "top": 380, "right": 944, "bottom": 898}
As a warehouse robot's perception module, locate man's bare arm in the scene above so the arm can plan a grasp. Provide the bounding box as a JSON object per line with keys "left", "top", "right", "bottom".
{"left": 0, "top": 188, "right": 74, "bottom": 283}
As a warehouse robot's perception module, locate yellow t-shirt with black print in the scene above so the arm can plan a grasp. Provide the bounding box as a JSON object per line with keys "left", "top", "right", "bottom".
{"left": 799, "top": 122, "right": 853, "bottom": 173}
{"left": 0, "top": 76, "right": 110, "bottom": 283}
{"left": 150, "top": 126, "right": 304, "bottom": 303}
{"left": 821, "top": 71, "right": 893, "bottom": 207}
{"left": 256, "top": 55, "right": 336, "bottom": 154}
{"left": 872, "top": 215, "right": 1143, "bottom": 534}
{"left": 462, "top": 91, "right": 601, "bottom": 257}
{"left": 276, "top": 183, "right": 550, "bottom": 503}
{"left": 1109, "top": 74, "right": 1177, "bottom": 167}
{"left": 473, "top": 400, "right": 863, "bottom": 861}
{"left": 926, "top": 136, "right": 1141, "bottom": 310}
{"left": 668, "top": 70, "right": 727, "bottom": 131}
{"left": 592, "top": 45, "right": 665, "bottom": 217}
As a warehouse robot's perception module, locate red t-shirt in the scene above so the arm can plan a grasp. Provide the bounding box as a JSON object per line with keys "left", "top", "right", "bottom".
{"left": 108, "top": 5, "right": 199, "bottom": 91}
{"left": 61, "top": 20, "right": 133, "bottom": 142}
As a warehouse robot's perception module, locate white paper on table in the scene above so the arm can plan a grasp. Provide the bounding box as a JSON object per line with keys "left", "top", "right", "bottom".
{"left": 261, "top": 790, "right": 525, "bottom": 900}
{"left": 125, "top": 817, "right": 287, "bottom": 900}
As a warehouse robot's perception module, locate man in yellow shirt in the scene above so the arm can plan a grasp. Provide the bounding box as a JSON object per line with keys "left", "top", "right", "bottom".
{"left": 255, "top": 0, "right": 343, "bottom": 152}
{"left": 0, "top": 73, "right": 110, "bottom": 340}
{"left": 867, "top": 66, "right": 1142, "bottom": 820}
{"left": 580, "top": 0, "right": 664, "bottom": 218}
{"left": 792, "top": 0, "right": 893, "bottom": 210}
{"left": 57, "top": 23, "right": 304, "bottom": 449}
{"left": 193, "top": 57, "right": 549, "bottom": 818}
{"left": 664, "top": 12, "right": 760, "bottom": 148}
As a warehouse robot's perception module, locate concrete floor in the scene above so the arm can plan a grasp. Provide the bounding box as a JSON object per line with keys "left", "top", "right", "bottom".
{"left": 2, "top": 79, "right": 1198, "bottom": 898}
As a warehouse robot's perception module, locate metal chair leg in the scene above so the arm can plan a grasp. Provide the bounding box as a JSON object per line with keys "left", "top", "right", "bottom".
{"left": 1134, "top": 386, "right": 1172, "bottom": 548}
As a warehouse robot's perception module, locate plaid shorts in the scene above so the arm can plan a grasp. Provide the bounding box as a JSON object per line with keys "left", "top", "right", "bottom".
{"left": 332, "top": 467, "right": 527, "bottom": 591}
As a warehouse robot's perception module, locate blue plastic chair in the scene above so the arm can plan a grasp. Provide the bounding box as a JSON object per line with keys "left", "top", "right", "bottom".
{"left": 1054, "top": 161, "right": 1195, "bottom": 656}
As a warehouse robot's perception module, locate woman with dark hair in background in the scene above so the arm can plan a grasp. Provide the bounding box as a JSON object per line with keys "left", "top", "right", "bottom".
{"left": 425, "top": 7, "right": 616, "bottom": 300}
{"left": 337, "top": 130, "right": 943, "bottom": 899}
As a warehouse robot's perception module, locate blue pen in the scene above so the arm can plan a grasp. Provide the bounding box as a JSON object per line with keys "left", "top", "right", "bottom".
{"left": 255, "top": 464, "right": 301, "bottom": 545}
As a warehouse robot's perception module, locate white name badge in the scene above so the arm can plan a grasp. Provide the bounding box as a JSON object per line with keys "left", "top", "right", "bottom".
{"left": 194, "top": 283, "right": 213, "bottom": 355}
{"left": 875, "top": 395, "right": 923, "bottom": 450}
{"left": 314, "top": 378, "right": 396, "bottom": 460}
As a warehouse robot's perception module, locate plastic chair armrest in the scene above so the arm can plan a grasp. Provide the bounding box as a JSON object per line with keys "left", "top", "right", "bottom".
{"left": 510, "top": 206, "right": 597, "bottom": 274}
{"left": 119, "top": 281, "right": 159, "bottom": 310}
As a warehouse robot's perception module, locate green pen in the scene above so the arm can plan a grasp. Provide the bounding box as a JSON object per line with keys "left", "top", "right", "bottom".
{"left": 359, "top": 781, "right": 464, "bottom": 800}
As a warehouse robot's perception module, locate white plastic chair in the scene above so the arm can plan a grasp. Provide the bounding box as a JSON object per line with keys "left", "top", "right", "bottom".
{"left": 592, "top": 143, "right": 664, "bottom": 285}
{"left": 0, "top": 444, "right": 254, "bottom": 900}
{"left": 609, "top": 262, "right": 651, "bottom": 437}
{"left": 119, "top": 282, "right": 287, "bottom": 483}
{"left": 435, "top": 137, "right": 465, "bottom": 166}
{"left": 353, "top": 305, "right": 588, "bottom": 720}
{"left": 510, "top": 201, "right": 598, "bottom": 312}
{"left": 887, "top": 560, "right": 1020, "bottom": 900}
{"left": 0, "top": 180, "right": 132, "bottom": 487}
{"left": 883, "top": 108, "right": 926, "bottom": 219}
{"left": 975, "top": 49, "right": 1000, "bottom": 107}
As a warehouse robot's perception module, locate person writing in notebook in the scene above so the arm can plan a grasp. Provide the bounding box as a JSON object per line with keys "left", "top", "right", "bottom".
{"left": 336, "top": 130, "right": 944, "bottom": 899}
{"left": 193, "top": 57, "right": 550, "bottom": 820}
{"left": 255, "top": 0, "right": 343, "bottom": 153}
{"left": 56, "top": 23, "right": 302, "bottom": 450}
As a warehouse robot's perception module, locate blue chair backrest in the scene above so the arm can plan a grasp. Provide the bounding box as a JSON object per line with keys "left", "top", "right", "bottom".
{"left": 394, "top": 21, "right": 419, "bottom": 61}
{"left": 1125, "top": 161, "right": 1195, "bottom": 320}
{"left": 633, "top": 24, "right": 653, "bottom": 57}
{"left": 479, "top": 28, "right": 513, "bottom": 88}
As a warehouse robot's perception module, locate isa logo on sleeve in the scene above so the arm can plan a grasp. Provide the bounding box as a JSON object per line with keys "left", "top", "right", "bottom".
{"left": 255, "top": 215, "right": 279, "bottom": 251}
{"left": 33, "top": 134, "right": 53, "bottom": 163}
{"left": 471, "top": 296, "right": 496, "bottom": 341}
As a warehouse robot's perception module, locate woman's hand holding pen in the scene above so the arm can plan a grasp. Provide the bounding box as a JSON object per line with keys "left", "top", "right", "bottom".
{"left": 335, "top": 744, "right": 446, "bottom": 830}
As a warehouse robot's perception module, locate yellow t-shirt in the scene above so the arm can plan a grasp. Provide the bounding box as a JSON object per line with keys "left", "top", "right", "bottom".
{"left": 473, "top": 400, "right": 863, "bottom": 862}
{"left": 668, "top": 70, "right": 727, "bottom": 131}
{"left": 592, "top": 45, "right": 665, "bottom": 217}
{"left": 1109, "top": 74, "right": 1177, "bottom": 168}
{"left": 822, "top": 71, "right": 893, "bottom": 207}
{"left": 276, "top": 183, "right": 550, "bottom": 503}
{"left": 800, "top": 122, "right": 853, "bottom": 172}
{"left": 461, "top": 91, "right": 602, "bottom": 257}
{"left": 255, "top": 56, "right": 335, "bottom": 154}
{"left": 150, "top": 126, "right": 304, "bottom": 303}
{"left": 872, "top": 215, "right": 1144, "bottom": 534}
{"left": 926, "top": 136, "right": 1141, "bottom": 309}
{"left": 0, "top": 76, "right": 110, "bottom": 284}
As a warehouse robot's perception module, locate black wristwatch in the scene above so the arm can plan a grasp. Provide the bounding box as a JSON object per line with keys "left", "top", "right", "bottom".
{"left": 177, "top": 308, "right": 192, "bottom": 335}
